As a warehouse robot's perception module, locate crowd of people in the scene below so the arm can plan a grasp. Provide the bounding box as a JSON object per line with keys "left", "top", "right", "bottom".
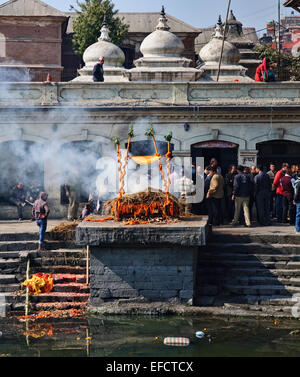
{"left": 197, "top": 159, "right": 300, "bottom": 233}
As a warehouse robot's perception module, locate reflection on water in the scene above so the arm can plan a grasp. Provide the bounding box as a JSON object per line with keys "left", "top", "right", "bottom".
{"left": 0, "top": 315, "right": 300, "bottom": 357}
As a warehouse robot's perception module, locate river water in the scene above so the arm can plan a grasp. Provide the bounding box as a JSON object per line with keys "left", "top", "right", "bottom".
{"left": 0, "top": 315, "right": 300, "bottom": 357}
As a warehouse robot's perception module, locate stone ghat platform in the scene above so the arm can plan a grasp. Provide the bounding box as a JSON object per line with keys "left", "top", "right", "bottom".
{"left": 76, "top": 217, "right": 209, "bottom": 307}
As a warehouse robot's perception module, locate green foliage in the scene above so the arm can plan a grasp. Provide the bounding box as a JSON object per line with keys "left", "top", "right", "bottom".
{"left": 112, "top": 136, "right": 120, "bottom": 145}
{"left": 145, "top": 124, "right": 155, "bottom": 137}
{"left": 164, "top": 132, "right": 173, "bottom": 142}
{"left": 71, "top": 0, "right": 129, "bottom": 56}
{"left": 255, "top": 44, "right": 300, "bottom": 81}
{"left": 128, "top": 123, "right": 134, "bottom": 138}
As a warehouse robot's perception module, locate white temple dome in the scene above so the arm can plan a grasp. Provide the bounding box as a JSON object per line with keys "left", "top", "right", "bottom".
{"left": 140, "top": 7, "right": 184, "bottom": 58}
{"left": 82, "top": 21, "right": 125, "bottom": 68}
{"left": 199, "top": 16, "right": 240, "bottom": 65}
{"left": 72, "top": 18, "right": 127, "bottom": 82}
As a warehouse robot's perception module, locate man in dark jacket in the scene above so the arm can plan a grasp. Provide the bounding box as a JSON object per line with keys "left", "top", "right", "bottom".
{"left": 92, "top": 56, "right": 104, "bottom": 82}
{"left": 10, "top": 182, "right": 26, "bottom": 221}
{"left": 224, "top": 165, "right": 237, "bottom": 221}
{"left": 204, "top": 167, "right": 213, "bottom": 225}
{"left": 294, "top": 174, "right": 300, "bottom": 233}
{"left": 230, "top": 165, "right": 253, "bottom": 227}
{"left": 254, "top": 165, "right": 272, "bottom": 226}
{"left": 32, "top": 192, "right": 50, "bottom": 251}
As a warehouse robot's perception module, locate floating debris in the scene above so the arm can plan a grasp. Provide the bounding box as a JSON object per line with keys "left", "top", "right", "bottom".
{"left": 163, "top": 337, "right": 190, "bottom": 346}
{"left": 195, "top": 331, "right": 205, "bottom": 339}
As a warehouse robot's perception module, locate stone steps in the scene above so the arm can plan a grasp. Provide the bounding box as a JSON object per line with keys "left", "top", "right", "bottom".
{"left": 198, "top": 275, "right": 300, "bottom": 287}
{"left": 0, "top": 233, "right": 38, "bottom": 242}
{"left": 52, "top": 283, "right": 89, "bottom": 293}
{"left": 0, "top": 251, "right": 21, "bottom": 259}
{"left": 30, "top": 265, "right": 86, "bottom": 274}
{"left": 221, "top": 284, "right": 300, "bottom": 296}
{"left": 196, "top": 232, "right": 300, "bottom": 314}
{"left": 0, "top": 283, "right": 20, "bottom": 292}
{"left": 198, "top": 259, "right": 300, "bottom": 269}
{"left": 0, "top": 240, "right": 77, "bottom": 252}
{"left": 0, "top": 231, "right": 89, "bottom": 313}
{"left": 197, "top": 294, "right": 297, "bottom": 307}
{"left": 199, "top": 252, "right": 300, "bottom": 262}
{"left": 32, "top": 257, "right": 86, "bottom": 267}
{"left": 210, "top": 234, "right": 300, "bottom": 245}
{"left": 32, "top": 301, "right": 88, "bottom": 311}
{"left": 53, "top": 273, "right": 86, "bottom": 284}
{"left": 198, "top": 267, "right": 300, "bottom": 278}
{"left": 0, "top": 258, "right": 21, "bottom": 269}
{"left": 29, "top": 292, "right": 90, "bottom": 303}
{"left": 205, "top": 243, "right": 300, "bottom": 254}
{"left": 0, "top": 274, "right": 17, "bottom": 284}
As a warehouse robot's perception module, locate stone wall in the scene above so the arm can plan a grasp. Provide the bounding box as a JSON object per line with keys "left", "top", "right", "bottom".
{"left": 90, "top": 245, "right": 196, "bottom": 305}
{"left": 76, "top": 219, "right": 208, "bottom": 306}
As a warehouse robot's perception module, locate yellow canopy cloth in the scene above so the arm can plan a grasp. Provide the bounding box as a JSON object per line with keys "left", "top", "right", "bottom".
{"left": 130, "top": 155, "right": 161, "bottom": 165}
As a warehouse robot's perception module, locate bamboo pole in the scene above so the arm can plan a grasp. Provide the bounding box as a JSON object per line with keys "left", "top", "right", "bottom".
{"left": 216, "top": 0, "right": 232, "bottom": 82}
{"left": 86, "top": 245, "right": 90, "bottom": 285}
{"left": 25, "top": 258, "right": 30, "bottom": 316}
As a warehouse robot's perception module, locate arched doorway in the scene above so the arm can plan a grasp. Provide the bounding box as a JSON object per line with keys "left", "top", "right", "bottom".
{"left": 0, "top": 140, "right": 44, "bottom": 204}
{"left": 256, "top": 140, "right": 300, "bottom": 170}
{"left": 59, "top": 141, "right": 103, "bottom": 205}
{"left": 191, "top": 140, "right": 239, "bottom": 175}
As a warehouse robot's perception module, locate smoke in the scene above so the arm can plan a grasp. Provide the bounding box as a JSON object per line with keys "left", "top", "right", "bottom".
{"left": 0, "top": 80, "right": 203, "bottom": 209}
{"left": 0, "top": 62, "right": 32, "bottom": 82}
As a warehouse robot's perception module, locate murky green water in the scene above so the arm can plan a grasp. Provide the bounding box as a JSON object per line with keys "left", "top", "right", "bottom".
{"left": 0, "top": 315, "right": 300, "bottom": 357}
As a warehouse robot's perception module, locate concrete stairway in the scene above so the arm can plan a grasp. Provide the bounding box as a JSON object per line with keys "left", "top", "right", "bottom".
{"left": 0, "top": 232, "right": 89, "bottom": 313}
{"left": 195, "top": 231, "right": 300, "bottom": 316}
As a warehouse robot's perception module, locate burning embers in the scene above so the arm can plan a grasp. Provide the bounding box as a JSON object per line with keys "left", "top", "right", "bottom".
{"left": 105, "top": 188, "right": 181, "bottom": 222}
{"left": 85, "top": 123, "right": 181, "bottom": 224}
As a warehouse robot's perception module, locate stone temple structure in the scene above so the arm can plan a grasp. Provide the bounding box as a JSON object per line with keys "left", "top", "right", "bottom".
{"left": 224, "top": 10, "right": 261, "bottom": 79}
{"left": 72, "top": 18, "right": 127, "bottom": 82}
{"left": 0, "top": 6, "right": 299, "bottom": 221}
{"left": 199, "top": 16, "right": 253, "bottom": 82}
{"left": 124, "top": 7, "right": 202, "bottom": 82}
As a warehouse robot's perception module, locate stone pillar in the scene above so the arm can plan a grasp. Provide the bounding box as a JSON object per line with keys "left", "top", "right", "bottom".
{"left": 239, "top": 150, "right": 258, "bottom": 167}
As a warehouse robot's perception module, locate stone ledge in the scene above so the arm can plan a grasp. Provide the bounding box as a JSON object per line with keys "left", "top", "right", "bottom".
{"left": 76, "top": 217, "right": 208, "bottom": 246}
{"left": 88, "top": 301, "right": 299, "bottom": 318}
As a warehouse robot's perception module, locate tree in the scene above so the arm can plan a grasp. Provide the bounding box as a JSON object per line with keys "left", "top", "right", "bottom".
{"left": 71, "top": 0, "right": 129, "bottom": 56}
{"left": 255, "top": 44, "right": 300, "bottom": 81}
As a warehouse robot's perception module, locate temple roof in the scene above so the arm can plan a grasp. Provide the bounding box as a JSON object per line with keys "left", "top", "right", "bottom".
{"left": 65, "top": 11, "right": 200, "bottom": 34}
{"left": 284, "top": 0, "right": 300, "bottom": 13}
{"left": 196, "top": 27, "right": 258, "bottom": 52}
{"left": 0, "top": 0, "right": 65, "bottom": 17}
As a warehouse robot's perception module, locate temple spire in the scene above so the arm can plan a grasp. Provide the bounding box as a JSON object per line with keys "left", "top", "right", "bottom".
{"left": 99, "top": 15, "right": 110, "bottom": 41}
{"left": 156, "top": 5, "right": 170, "bottom": 31}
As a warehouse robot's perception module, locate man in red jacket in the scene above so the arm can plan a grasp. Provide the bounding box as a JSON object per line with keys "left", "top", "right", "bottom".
{"left": 273, "top": 163, "right": 289, "bottom": 223}
{"left": 280, "top": 168, "right": 296, "bottom": 224}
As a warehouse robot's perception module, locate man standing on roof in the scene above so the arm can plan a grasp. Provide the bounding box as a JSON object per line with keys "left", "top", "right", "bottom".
{"left": 92, "top": 56, "right": 104, "bottom": 82}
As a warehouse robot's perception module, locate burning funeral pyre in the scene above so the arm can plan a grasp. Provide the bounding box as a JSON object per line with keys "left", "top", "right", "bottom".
{"left": 85, "top": 124, "right": 182, "bottom": 225}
